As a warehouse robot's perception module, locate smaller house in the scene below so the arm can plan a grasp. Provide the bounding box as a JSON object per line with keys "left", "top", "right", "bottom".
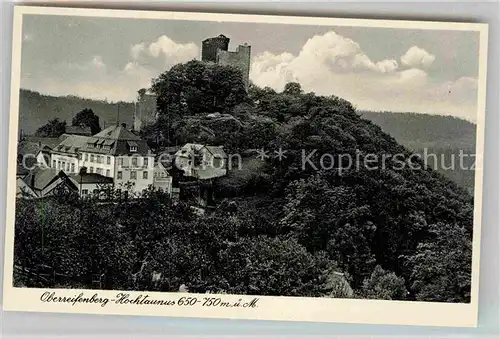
{"left": 174, "top": 143, "right": 227, "bottom": 180}
{"left": 152, "top": 161, "right": 173, "bottom": 195}
{"left": 17, "top": 167, "right": 78, "bottom": 199}
{"left": 69, "top": 173, "right": 114, "bottom": 198}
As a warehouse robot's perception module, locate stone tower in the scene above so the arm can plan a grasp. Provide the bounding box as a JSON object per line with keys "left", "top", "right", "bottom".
{"left": 201, "top": 34, "right": 230, "bottom": 63}
{"left": 216, "top": 43, "right": 251, "bottom": 91}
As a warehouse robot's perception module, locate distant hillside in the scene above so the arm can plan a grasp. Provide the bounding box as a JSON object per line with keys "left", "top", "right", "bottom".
{"left": 360, "top": 111, "right": 477, "bottom": 193}
{"left": 359, "top": 111, "right": 476, "bottom": 151}
{"left": 18, "top": 89, "right": 135, "bottom": 135}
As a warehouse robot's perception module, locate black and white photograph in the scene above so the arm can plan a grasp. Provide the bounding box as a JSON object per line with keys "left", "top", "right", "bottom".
{"left": 3, "top": 6, "right": 488, "bottom": 326}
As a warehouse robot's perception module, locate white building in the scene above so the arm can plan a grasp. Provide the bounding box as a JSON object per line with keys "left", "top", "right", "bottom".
{"left": 49, "top": 124, "right": 164, "bottom": 195}
{"left": 174, "top": 143, "right": 227, "bottom": 180}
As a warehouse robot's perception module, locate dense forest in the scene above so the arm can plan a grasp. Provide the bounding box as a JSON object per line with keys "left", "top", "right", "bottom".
{"left": 359, "top": 111, "right": 477, "bottom": 193}
{"left": 15, "top": 60, "right": 474, "bottom": 302}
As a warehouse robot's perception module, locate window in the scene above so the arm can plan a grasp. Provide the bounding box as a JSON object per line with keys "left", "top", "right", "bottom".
{"left": 144, "top": 158, "right": 149, "bottom": 167}
{"left": 57, "top": 161, "right": 61, "bottom": 169}
{"left": 90, "top": 155, "right": 94, "bottom": 162}
{"left": 90, "top": 167, "right": 94, "bottom": 173}
{"left": 213, "top": 157, "right": 222, "bottom": 168}
{"left": 52, "top": 160, "right": 56, "bottom": 168}
{"left": 66, "top": 163, "right": 70, "bottom": 172}
{"left": 107, "top": 156, "right": 111, "bottom": 165}
{"left": 96, "top": 168, "right": 102, "bottom": 175}
{"left": 106, "top": 169, "right": 110, "bottom": 177}
{"left": 143, "top": 171, "right": 148, "bottom": 179}
{"left": 117, "top": 158, "right": 123, "bottom": 166}
{"left": 130, "top": 146, "right": 137, "bottom": 152}
{"left": 117, "top": 171, "right": 122, "bottom": 179}
{"left": 82, "top": 189, "right": 88, "bottom": 196}
{"left": 132, "top": 157, "right": 138, "bottom": 167}
{"left": 130, "top": 171, "right": 137, "bottom": 180}
{"left": 84, "top": 154, "right": 88, "bottom": 161}
{"left": 71, "top": 163, "right": 75, "bottom": 172}
{"left": 97, "top": 156, "right": 101, "bottom": 164}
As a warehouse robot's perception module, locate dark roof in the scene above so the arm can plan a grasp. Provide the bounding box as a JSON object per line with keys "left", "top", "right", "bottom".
{"left": 69, "top": 173, "right": 113, "bottom": 184}
{"left": 22, "top": 136, "right": 65, "bottom": 150}
{"left": 65, "top": 126, "right": 92, "bottom": 136}
{"left": 53, "top": 134, "right": 90, "bottom": 154}
{"left": 22, "top": 167, "right": 65, "bottom": 190}
{"left": 52, "top": 125, "right": 151, "bottom": 156}
{"left": 94, "top": 125, "right": 140, "bottom": 140}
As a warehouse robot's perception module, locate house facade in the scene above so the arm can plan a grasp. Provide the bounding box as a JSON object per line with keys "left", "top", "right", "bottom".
{"left": 48, "top": 125, "right": 159, "bottom": 195}
{"left": 174, "top": 143, "right": 227, "bottom": 180}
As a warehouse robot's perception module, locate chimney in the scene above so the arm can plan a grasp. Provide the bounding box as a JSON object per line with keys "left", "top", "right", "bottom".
{"left": 121, "top": 123, "right": 127, "bottom": 129}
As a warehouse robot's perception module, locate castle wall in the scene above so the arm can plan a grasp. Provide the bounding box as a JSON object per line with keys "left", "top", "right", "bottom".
{"left": 134, "top": 93, "right": 157, "bottom": 132}
{"left": 216, "top": 44, "right": 251, "bottom": 91}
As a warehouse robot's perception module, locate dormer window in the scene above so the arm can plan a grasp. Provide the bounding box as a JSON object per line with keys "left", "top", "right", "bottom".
{"left": 127, "top": 141, "right": 138, "bottom": 153}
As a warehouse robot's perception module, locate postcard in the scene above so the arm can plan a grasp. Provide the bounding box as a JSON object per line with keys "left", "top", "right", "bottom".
{"left": 2, "top": 5, "right": 488, "bottom": 327}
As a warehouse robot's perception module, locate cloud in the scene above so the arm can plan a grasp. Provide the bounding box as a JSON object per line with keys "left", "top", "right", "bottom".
{"left": 130, "top": 43, "right": 145, "bottom": 60}
{"left": 250, "top": 31, "right": 478, "bottom": 121}
{"left": 22, "top": 35, "right": 199, "bottom": 103}
{"left": 400, "top": 46, "right": 436, "bottom": 69}
{"left": 134, "top": 35, "right": 199, "bottom": 69}
{"left": 21, "top": 31, "right": 478, "bottom": 122}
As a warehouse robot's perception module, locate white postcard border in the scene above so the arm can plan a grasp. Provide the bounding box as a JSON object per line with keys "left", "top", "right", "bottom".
{"left": 2, "top": 5, "right": 489, "bottom": 328}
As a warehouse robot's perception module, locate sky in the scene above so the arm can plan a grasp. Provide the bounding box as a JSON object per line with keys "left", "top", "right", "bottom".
{"left": 20, "top": 14, "right": 481, "bottom": 121}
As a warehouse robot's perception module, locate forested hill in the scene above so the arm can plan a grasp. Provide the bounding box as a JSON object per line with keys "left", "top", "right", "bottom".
{"left": 19, "top": 88, "right": 476, "bottom": 191}
{"left": 15, "top": 62, "right": 475, "bottom": 302}
{"left": 359, "top": 111, "right": 476, "bottom": 151}
{"left": 18, "top": 89, "right": 476, "bottom": 151}
{"left": 18, "top": 89, "right": 135, "bottom": 135}
{"left": 359, "top": 111, "right": 476, "bottom": 193}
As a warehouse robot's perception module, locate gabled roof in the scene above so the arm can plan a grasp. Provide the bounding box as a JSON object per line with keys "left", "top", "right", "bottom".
{"left": 175, "top": 143, "right": 227, "bottom": 158}
{"left": 94, "top": 125, "right": 141, "bottom": 141}
{"left": 51, "top": 125, "right": 151, "bottom": 156}
{"left": 22, "top": 167, "right": 66, "bottom": 191}
{"left": 54, "top": 134, "right": 90, "bottom": 154}
{"left": 22, "top": 136, "right": 65, "bottom": 150}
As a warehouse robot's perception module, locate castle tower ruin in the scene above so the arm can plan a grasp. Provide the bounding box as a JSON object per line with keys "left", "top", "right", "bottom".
{"left": 202, "top": 35, "right": 251, "bottom": 91}
{"left": 201, "top": 34, "right": 230, "bottom": 63}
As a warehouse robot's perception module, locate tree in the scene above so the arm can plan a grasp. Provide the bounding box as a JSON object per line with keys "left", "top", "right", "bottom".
{"left": 219, "top": 235, "right": 335, "bottom": 296}
{"left": 283, "top": 82, "right": 303, "bottom": 96}
{"left": 72, "top": 108, "right": 101, "bottom": 135}
{"left": 405, "top": 223, "right": 472, "bottom": 303}
{"left": 361, "top": 265, "right": 407, "bottom": 300}
{"left": 151, "top": 60, "right": 248, "bottom": 119}
{"left": 35, "top": 118, "right": 67, "bottom": 137}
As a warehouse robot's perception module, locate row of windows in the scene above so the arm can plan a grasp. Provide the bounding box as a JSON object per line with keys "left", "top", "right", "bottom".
{"left": 88, "top": 167, "right": 111, "bottom": 177}
{"left": 117, "top": 157, "right": 149, "bottom": 167}
{"left": 53, "top": 160, "right": 76, "bottom": 173}
{"left": 116, "top": 170, "right": 149, "bottom": 180}
{"left": 84, "top": 154, "right": 111, "bottom": 165}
